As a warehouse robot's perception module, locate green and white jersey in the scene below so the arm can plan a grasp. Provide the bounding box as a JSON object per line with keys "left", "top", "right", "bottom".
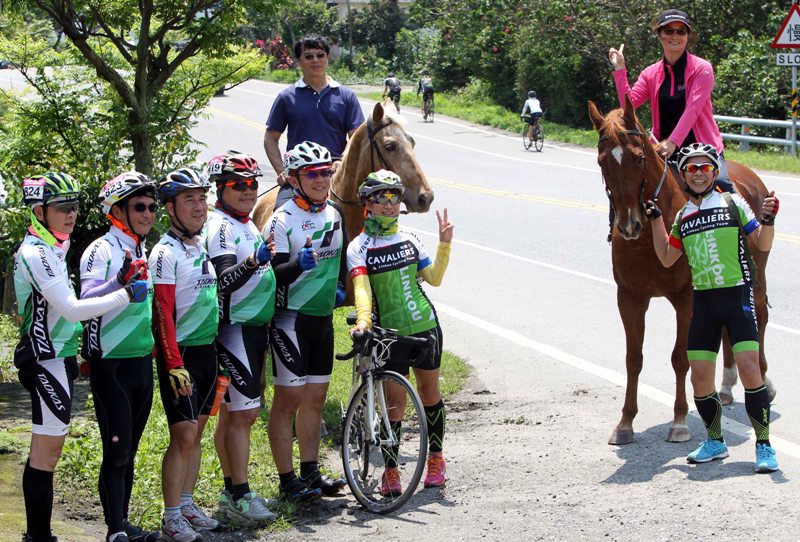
{"left": 347, "top": 230, "right": 438, "bottom": 336}
{"left": 205, "top": 209, "right": 276, "bottom": 325}
{"left": 266, "top": 200, "right": 344, "bottom": 316}
{"left": 14, "top": 234, "right": 82, "bottom": 361}
{"left": 669, "top": 191, "right": 760, "bottom": 291}
{"left": 149, "top": 231, "right": 219, "bottom": 345}
{"left": 80, "top": 227, "right": 154, "bottom": 359}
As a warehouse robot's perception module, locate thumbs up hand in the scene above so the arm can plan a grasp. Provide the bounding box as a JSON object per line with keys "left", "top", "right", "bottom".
{"left": 298, "top": 235, "right": 317, "bottom": 271}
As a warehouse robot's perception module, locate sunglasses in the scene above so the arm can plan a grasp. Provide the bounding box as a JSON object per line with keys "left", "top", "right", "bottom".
{"left": 302, "top": 52, "right": 326, "bottom": 60}
{"left": 225, "top": 179, "right": 259, "bottom": 192}
{"left": 130, "top": 202, "right": 159, "bottom": 213}
{"left": 682, "top": 163, "right": 715, "bottom": 174}
{"left": 300, "top": 169, "right": 332, "bottom": 179}
{"left": 51, "top": 202, "right": 79, "bottom": 214}
{"left": 372, "top": 192, "right": 402, "bottom": 205}
{"left": 661, "top": 27, "right": 688, "bottom": 36}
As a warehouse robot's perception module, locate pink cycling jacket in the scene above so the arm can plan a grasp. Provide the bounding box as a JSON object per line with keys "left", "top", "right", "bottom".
{"left": 613, "top": 51, "right": 723, "bottom": 153}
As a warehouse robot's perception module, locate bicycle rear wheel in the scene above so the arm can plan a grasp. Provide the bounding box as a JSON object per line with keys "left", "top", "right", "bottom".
{"left": 522, "top": 124, "right": 532, "bottom": 150}
{"left": 534, "top": 124, "right": 544, "bottom": 152}
{"left": 341, "top": 371, "right": 428, "bottom": 514}
{"left": 429, "top": 97, "right": 434, "bottom": 122}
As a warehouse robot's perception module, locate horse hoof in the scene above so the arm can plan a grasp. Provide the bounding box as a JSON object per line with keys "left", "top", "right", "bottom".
{"left": 608, "top": 429, "right": 634, "bottom": 445}
{"left": 666, "top": 425, "right": 691, "bottom": 443}
{"left": 719, "top": 390, "right": 734, "bottom": 406}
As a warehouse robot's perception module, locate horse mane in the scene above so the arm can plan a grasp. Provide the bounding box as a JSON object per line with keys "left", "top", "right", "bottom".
{"left": 600, "top": 107, "right": 658, "bottom": 158}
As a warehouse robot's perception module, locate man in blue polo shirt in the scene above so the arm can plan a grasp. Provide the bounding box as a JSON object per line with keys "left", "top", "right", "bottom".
{"left": 264, "top": 35, "right": 365, "bottom": 209}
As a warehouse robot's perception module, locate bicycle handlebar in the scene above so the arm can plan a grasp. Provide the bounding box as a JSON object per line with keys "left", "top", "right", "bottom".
{"left": 335, "top": 327, "right": 433, "bottom": 361}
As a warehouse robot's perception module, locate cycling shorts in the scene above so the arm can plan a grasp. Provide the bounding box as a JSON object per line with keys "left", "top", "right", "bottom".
{"left": 526, "top": 112, "right": 543, "bottom": 124}
{"left": 422, "top": 89, "right": 434, "bottom": 98}
{"left": 388, "top": 88, "right": 401, "bottom": 98}
{"left": 158, "top": 343, "right": 218, "bottom": 425}
{"left": 19, "top": 356, "right": 78, "bottom": 436}
{"left": 270, "top": 310, "right": 334, "bottom": 387}
{"left": 384, "top": 325, "right": 442, "bottom": 375}
{"left": 216, "top": 322, "right": 267, "bottom": 411}
{"left": 688, "top": 284, "right": 759, "bottom": 361}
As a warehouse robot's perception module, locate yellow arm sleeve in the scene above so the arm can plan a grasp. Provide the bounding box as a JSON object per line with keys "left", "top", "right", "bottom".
{"left": 352, "top": 273, "right": 373, "bottom": 329}
{"left": 419, "top": 242, "right": 451, "bottom": 286}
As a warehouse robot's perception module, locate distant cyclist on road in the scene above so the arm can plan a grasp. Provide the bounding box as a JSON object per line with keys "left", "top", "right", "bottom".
{"left": 150, "top": 169, "right": 220, "bottom": 542}
{"left": 347, "top": 170, "right": 454, "bottom": 496}
{"left": 645, "top": 143, "right": 779, "bottom": 473}
{"left": 80, "top": 171, "right": 157, "bottom": 542}
{"left": 521, "top": 90, "right": 543, "bottom": 146}
{"left": 417, "top": 71, "right": 435, "bottom": 120}
{"left": 15, "top": 172, "right": 147, "bottom": 542}
{"left": 204, "top": 150, "right": 277, "bottom": 525}
{"left": 383, "top": 72, "right": 402, "bottom": 112}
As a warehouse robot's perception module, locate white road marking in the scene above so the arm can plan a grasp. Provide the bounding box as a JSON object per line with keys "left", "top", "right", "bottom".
{"left": 405, "top": 226, "right": 800, "bottom": 334}
{"left": 434, "top": 300, "right": 800, "bottom": 460}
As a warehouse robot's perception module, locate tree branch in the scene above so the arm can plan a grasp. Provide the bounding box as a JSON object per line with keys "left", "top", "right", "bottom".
{"left": 88, "top": 4, "right": 135, "bottom": 65}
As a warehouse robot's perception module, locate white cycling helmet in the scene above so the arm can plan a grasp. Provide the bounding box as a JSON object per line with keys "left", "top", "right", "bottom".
{"left": 99, "top": 171, "right": 156, "bottom": 215}
{"left": 283, "top": 141, "right": 332, "bottom": 173}
{"left": 677, "top": 142, "right": 720, "bottom": 171}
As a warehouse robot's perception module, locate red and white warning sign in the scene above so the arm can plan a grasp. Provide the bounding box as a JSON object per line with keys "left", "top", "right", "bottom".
{"left": 772, "top": 2, "right": 800, "bottom": 48}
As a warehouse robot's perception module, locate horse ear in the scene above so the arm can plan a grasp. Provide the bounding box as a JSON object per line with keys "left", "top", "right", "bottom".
{"left": 588, "top": 101, "right": 604, "bottom": 132}
{"left": 623, "top": 94, "right": 637, "bottom": 124}
{"left": 372, "top": 102, "right": 384, "bottom": 123}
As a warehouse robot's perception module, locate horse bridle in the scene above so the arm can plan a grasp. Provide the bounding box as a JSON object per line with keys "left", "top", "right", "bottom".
{"left": 598, "top": 128, "right": 668, "bottom": 206}
{"left": 330, "top": 116, "right": 405, "bottom": 207}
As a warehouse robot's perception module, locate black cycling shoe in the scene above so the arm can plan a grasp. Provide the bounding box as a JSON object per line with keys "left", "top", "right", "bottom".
{"left": 122, "top": 521, "right": 159, "bottom": 542}
{"left": 22, "top": 535, "right": 57, "bottom": 542}
{"left": 107, "top": 534, "right": 129, "bottom": 542}
{"left": 300, "top": 470, "right": 347, "bottom": 497}
{"left": 279, "top": 477, "right": 323, "bottom": 502}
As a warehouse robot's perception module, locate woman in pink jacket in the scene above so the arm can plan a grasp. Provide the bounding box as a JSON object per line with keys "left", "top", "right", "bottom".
{"left": 608, "top": 9, "right": 733, "bottom": 191}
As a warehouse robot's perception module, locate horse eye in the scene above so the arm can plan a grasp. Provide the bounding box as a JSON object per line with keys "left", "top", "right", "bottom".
{"left": 384, "top": 142, "right": 397, "bottom": 151}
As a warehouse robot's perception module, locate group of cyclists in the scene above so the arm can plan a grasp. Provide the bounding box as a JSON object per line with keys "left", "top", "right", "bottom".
{"left": 382, "top": 71, "right": 436, "bottom": 121}
{"left": 14, "top": 138, "right": 453, "bottom": 542}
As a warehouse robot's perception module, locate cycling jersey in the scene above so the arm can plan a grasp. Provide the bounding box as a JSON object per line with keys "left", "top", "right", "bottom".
{"left": 150, "top": 231, "right": 219, "bottom": 369}
{"left": 14, "top": 234, "right": 129, "bottom": 366}
{"left": 522, "top": 98, "right": 542, "bottom": 115}
{"left": 669, "top": 191, "right": 759, "bottom": 291}
{"left": 266, "top": 199, "right": 346, "bottom": 316}
{"left": 384, "top": 77, "right": 401, "bottom": 92}
{"left": 347, "top": 230, "right": 439, "bottom": 336}
{"left": 205, "top": 209, "right": 276, "bottom": 325}
{"left": 80, "top": 226, "right": 154, "bottom": 360}
{"left": 418, "top": 78, "right": 434, "bottom": 94}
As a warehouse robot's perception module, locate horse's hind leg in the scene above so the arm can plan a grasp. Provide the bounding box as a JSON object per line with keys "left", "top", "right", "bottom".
{"left": 666, "top": 289, "right": 691, "bottom": 442}
{"left": 609, "top": 290, "right": 648, "bottom": 445}
{"left": 719, "top": 331, "right": 737, "bottom": 405}
{"left": 755, "top": 280, "right": 776, "bottom": 402}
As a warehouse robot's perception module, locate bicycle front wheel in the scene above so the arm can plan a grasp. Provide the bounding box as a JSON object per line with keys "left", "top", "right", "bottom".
{"left": 522, "top": 124, "right": 532, "bottom": 150}
{"left": 341, "top": 371, "right": 428, "bottom": 514}
{"left": 534, "top": 124, "right": 544, "bottom": 152}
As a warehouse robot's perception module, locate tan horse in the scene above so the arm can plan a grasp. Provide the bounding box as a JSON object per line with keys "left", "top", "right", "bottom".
{"left": 253, "top": 99, "right": 433, "bottom": 241}
{"left": 588, "top": 97, "right": 774, "bottom": 445}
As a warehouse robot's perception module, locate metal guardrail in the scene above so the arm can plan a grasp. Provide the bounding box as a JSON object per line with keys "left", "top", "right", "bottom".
{"left": 714, "top": 114, "right": 797, "bottom": 156}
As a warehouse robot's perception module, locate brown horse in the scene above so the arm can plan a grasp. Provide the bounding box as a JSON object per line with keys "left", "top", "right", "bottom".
{"left": 253, "top": 99, "right": 433, "bottom": 241}
{"left": 588, "top": 96, "right": 774, "bottom": 445}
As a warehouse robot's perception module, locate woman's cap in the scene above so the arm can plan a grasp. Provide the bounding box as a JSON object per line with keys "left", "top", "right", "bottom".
{"left": 657, "top": 9, "right": 691, "bottom": 29}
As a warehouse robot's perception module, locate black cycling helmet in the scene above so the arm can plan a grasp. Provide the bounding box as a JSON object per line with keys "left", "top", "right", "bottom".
{"left": 358, "top": 170, "right": 405, "bottom": 203}
{"left": 528, "top": 90, "right": 536, "bottom": 99}
{"left": 387, "top": 72, "right": 395, "bottom": 78}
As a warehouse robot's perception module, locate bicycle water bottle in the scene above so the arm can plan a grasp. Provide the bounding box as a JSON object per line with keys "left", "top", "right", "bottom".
{"left": 209, "top": 374, "right": 230, "bottom": 416}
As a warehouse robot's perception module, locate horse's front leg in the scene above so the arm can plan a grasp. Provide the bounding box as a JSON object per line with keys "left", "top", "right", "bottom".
{"left": 609, "top": 289, "right": 649, "bottom": 445}
{"left": 665, "top": 288, "right": 692, "bottom": 442}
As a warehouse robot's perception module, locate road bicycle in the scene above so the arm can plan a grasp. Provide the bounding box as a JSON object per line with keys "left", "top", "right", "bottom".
{"left": 336, "top": 318, "right": 430, "bottom": 514}
{"left": 387, "top": 90, "right": 401, "bottom": 112}
{"left": 422, "top": 92, "right": 435, "bottom": 122}
{"left": 521, "top": 114, "right": 544, "bottom": 152}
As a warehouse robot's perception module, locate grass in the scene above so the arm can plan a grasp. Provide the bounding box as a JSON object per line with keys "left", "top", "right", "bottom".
{"left": 53, "top": 307, "right": 470, "bottom": 532}
{"left": 0, "top": 313, "right": 19, "bottom": 383}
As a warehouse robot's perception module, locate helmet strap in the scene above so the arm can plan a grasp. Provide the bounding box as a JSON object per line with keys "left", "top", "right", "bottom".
{"left": 28, "top": 208, "right": 69, "bottom": 247}
{"left": 168, "top": 198, "right": 203, "bottom": 240}
{"left": 686, "top": 180, "right": 716, "bottom": 199}
{"left": 292, "top": 178, "right": 327, "bottom": 213}
{"left": 214, "top": 190, "right": 251, "bottom": 222}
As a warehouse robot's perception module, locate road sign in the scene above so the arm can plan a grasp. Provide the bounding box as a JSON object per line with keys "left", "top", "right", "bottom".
{"left": 777, "top": 52, "right": 800, "bottom": 65}
{"left": 772, "top": 3, "right": 800, "bottom": 48}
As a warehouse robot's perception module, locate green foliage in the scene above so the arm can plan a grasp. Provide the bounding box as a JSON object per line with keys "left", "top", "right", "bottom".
{"left": 248, "top": 0, "right": 341, "bottom": 47}
{"left": 349, "top": 0, "right": 408, "bottom": 60}
{"left": 0, "top": 313, "right": 20, "bottom": 383}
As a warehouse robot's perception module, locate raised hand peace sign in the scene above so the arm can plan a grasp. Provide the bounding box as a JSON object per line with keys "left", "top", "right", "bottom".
{"left": 436, "top": 208, "right": 454, "bottom": 243}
